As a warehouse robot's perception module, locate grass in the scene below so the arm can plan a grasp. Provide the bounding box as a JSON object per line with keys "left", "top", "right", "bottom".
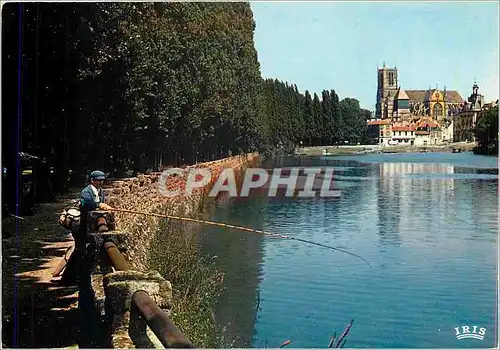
{"left": 112, "top": 158, "right": 261, "bottom": 347}
{"left": 146, "top": 204, "right": 226, "bottom": 348}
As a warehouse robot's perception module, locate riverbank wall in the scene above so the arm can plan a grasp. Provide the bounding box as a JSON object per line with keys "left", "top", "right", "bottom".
{"left": 296, "top": 142, "right": 477, "bottom": 156}
{"left": 91, "top": 152, "right": 260, "bottom": 347}
{"left": 101, "top": 153, "right": 259, "bottom": 269}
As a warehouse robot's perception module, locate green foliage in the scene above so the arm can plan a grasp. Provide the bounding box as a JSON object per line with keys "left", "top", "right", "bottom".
{"left": 3, "top": 2, "right": 265, "bottom": 184}
{"left": 474, "top": 107, "right": 499, "bottom": 156}
{"left": 148, "top": 212, "right": 224, "bottom": 348}
{"left": 4, "top": 2, "right": 373, "bottom": 189}
{"left": 3, "top": 2, "right": 374, "bottom": 342}
{"left": 258, "top": 80, "right": 370, "bottom": 149}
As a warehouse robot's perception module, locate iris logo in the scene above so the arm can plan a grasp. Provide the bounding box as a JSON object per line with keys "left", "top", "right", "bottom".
{"left": 454, "top": 325, "right": 486, "bottom": 340}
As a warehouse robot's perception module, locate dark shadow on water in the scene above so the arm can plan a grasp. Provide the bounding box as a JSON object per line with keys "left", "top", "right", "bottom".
{"left": 376, "top": 163, "right": 402, "bottom": 249}
{"left": 199, "top": 198, "right": 265, "bottom": 347}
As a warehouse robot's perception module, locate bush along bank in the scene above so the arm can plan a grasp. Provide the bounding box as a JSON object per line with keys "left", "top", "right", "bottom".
{"left": 102, "top": 153, "right": 260, "bottom": 347}
{"left": 473, "top": 106, "right": 498, "bottom": 156}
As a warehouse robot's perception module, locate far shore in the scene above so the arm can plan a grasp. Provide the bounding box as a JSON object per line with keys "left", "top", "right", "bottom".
{"left": 295, "top": 142, "right": 477, "bottom": 156}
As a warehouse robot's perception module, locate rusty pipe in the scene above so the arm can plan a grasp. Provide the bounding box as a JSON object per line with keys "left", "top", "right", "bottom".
{"left": 132, "top": 290, "right": 194, "bottom": 348}
{"left": 103, "top": 241, "right": 130, "bottom": 271}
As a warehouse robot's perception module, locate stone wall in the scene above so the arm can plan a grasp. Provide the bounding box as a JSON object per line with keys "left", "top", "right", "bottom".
{"left": 101, "top": 152, "right": 260, "bottom": 270}
{"left": 88, "top": 153, "right": 259, "bottom": 347}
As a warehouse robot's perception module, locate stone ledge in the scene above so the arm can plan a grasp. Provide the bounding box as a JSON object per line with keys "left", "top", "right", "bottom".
{"left": 103, "top": 270, "right": 172, "bottom": 315}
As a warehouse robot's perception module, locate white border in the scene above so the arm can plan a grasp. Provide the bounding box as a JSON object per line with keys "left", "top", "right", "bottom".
{"left": 0, "top": 1, "right": 498, "bottom": 349}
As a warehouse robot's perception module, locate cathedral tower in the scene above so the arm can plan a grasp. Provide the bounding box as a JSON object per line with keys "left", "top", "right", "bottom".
{"left": 376, "top": 63, "right": 398, "bottom": 119}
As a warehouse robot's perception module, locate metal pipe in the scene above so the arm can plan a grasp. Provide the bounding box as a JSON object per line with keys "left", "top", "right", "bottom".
{"left": 102, "top": 243, "right": 192, "bottom": 347}
{"left": 132, "top": 290, "right": 194, "bottom": 348}
{"left": 103, "top": 241, "right": 130, "bottom": 271}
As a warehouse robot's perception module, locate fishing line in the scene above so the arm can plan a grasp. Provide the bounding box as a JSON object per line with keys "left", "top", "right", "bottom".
{"left": 108, "top": 208, "right": 372, "bottom": 267}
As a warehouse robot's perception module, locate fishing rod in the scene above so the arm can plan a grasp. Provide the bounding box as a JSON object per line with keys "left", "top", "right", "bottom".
{"left": 107, "top": 208, "right": 372, "bottom": 267}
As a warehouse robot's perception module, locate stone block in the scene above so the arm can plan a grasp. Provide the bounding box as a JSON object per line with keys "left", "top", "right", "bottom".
{"left": 137, "top": 174, "right": 146, "bottom": 185}
{"left": 108, "top": 180, "right": 125, "bottom": 187}
{"left": 103, "top": 270, "right": 172, "bottom": 315}
{"left": 105, "top": 196, "right": 119, "bottom": 207}
{"left": 111, "top": 187, "right": 122, "bottom": 195}
{"left": 102, "top": 188, "right": 113, "bottom": 197}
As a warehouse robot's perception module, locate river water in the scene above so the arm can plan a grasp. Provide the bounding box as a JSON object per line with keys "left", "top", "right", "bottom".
{"left": 197, "top": 152, "right": 498, "bottom": 348}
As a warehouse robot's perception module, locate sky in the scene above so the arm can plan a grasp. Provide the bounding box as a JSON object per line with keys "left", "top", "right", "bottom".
{"left": 250, "top": 1, "right": 499, "bottom": 111}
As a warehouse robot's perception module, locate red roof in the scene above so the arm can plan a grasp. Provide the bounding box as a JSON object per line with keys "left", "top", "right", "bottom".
{"left": 367, "top": 119, "right": 391, "bottom": 125}
{"left": 416, "top": 119, "right": 440, "bottom": 128}
{"left": 392, "top": 125, "right": 415, "bottom": 132}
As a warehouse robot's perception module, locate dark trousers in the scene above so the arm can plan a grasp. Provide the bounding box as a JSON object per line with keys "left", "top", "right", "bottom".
{"left": 69, "top": 230, "right": 102, "bottom": 347}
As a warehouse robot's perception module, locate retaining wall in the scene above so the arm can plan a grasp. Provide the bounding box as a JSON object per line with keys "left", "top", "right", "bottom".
{"left": 87, "top": 153, "right": 259, "bottom": 347}
{"left": 101, "top": 152, "right": 259, "bottom": 270}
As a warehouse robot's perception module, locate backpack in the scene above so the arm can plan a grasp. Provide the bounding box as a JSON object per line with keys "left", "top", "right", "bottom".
{"left": 58, "top": 199, "right": 82, "bottom": 232}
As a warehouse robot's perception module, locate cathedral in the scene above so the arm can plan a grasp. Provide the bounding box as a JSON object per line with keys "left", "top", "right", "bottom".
{"left": 370, "top": 64, "right": 466, "bottom": 146}
{"left": 375, "top": 64, "right": 464, "bottom": 123}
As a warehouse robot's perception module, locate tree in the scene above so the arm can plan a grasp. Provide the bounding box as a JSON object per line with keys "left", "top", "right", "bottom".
{"left": 474, "top": 107, "right": 498, "bottom": 156}
{"left": 330, "top": 90, "right": 343, "bottom": 144}
{"left": 339, "top": 98, "right": 366, "bottom": 144}
{"left": 3, "top": 2, "right": 374, "bottom": 211}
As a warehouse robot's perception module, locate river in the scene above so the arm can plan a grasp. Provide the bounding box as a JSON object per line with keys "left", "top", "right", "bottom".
{"left": 197, "top": 152, "right": 498, "bottom": 348}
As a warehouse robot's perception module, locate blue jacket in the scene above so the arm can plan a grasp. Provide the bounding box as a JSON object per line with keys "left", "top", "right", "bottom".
{"left": 80, "top": 184, "right": 105, "bottom": 214}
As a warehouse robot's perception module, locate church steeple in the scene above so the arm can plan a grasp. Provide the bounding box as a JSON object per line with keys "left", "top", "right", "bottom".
{"left": 376, "top": 63, "right": 398, "bottom": 119}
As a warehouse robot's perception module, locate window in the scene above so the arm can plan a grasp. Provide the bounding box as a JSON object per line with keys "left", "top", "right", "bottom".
{"left": 405, "top": 131, "right": 408, "bottom": 136}
{"left": 433, "top": 103, "right": 443, "bottom": 119}
{"left": 388, "top": 72, "right": 395, "bottom": 86}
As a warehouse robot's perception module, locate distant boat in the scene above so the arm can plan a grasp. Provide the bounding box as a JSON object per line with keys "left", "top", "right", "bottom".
{"left": 322, "top": 149, "right": 332, "bottom": 156}
{"left": 419, "top": 148, "right": 428, "bottom": 153}
{"left": 452, "top": 148, "right": 462, "bottom": 153}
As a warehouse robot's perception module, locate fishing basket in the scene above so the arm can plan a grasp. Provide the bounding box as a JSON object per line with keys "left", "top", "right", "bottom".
{"left": 58, "top": 200, "right": 81, "bottom": 232}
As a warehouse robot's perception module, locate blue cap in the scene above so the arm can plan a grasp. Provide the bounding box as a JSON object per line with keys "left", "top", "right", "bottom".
{"left": 90, "top": 170, "right": 106, "bottom": 180}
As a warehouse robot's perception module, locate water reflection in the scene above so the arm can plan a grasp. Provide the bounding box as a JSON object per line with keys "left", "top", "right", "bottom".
{"left": 197, "top": 154, "right": 497, "bottom": 348}
{"left": 374, "top": 162, "right": 462, "bottom": 249}
{"left": 198, "top": 196, "right": 268, "bottom": 347}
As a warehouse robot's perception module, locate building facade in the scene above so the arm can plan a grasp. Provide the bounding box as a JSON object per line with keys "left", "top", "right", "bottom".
{"left": 452, "top": 83, "right": 498, "bottom": 142}
{"left": 371, "top": 64, "right": 466, "bottom": 145}
{"left": 368, "top": 118, "right": 443, "bottom": 146}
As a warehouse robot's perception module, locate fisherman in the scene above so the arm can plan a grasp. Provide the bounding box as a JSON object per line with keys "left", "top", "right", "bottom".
{"left": 74, "top": 169, "right": 113, "bottom": 279}
{"left": 63, "top": 170, "right": 114, "bottom": 268}
{"left": 79, "top": 170, "right": 113, "bottom": 233}
{"left": 80, "top": 170, "right": 113, "bottom": 217}
{"left": 65, "top": 170, "right": 114, "bottom": 346}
